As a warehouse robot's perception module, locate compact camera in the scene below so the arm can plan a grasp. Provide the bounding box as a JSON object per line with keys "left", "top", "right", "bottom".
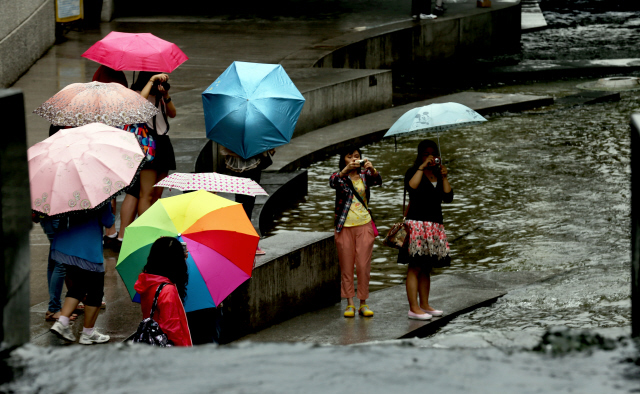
{"left": 180, "top": 241, "right": 188, "bottom": 254}
{"left": 427, "top": 157, "right": 441, "bottom": 167}
{"left": 358, "top": 159, "right": 367, "bottom": 167}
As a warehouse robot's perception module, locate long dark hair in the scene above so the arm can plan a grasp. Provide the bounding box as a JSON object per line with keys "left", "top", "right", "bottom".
{"left": 412, "top": 139, "right": 440, "bottom": 169}
{"left": 92, "top": 65, "right": 128, "bottom": 88}
{"left": 337, "top": 145, "right": 363, "bottom": 172}
{"left": 130, "top": 71, "right": 157, "bottom": 92}
{"left": 143, "top": 237, "right": 189, "bottom": 302}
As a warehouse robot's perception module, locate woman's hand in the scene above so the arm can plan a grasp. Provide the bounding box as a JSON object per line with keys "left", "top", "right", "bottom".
{"left": 420, "top": 155, "right": 435, "bottom": 169}
{"left": 340, "top": 160, "right": 360, "bottom": 176}
{"left": 150, "top": 74, "right": 170, "bottom": 97}
{"left": 363, "top": 159, "right": 377, "bottom": 174}
{"left": 149, "top": 73, "right": 169, "bottom": 84}
{"left": 440, "top": 165, "right": 448, "bottom": 178}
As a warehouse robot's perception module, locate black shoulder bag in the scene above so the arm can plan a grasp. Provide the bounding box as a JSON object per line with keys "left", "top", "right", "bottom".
{"left": 131, "top": 283, "right": 174, "bottom": 347}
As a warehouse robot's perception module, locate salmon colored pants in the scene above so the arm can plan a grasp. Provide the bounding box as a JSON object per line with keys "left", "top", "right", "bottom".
{"left": 335, "top": 223, "right": 375, "bottom": 300}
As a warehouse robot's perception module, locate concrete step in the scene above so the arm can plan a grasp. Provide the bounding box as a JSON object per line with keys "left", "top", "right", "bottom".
{"left": 238, "top": 271, "right": 559, "bottom": 345}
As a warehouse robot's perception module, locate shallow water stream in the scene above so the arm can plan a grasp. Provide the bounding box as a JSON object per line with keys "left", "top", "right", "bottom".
{"left": 266, "top": 78, "right": 635, "bottom": 338}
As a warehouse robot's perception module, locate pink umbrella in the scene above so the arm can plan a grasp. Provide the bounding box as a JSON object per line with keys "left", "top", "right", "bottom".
{"left": 154, "top": 172, "right": 269, "bottom": 197}
{"left": 28, "top": 123, "right": 145, "bottom": 217}
{"left": 33, "top": 81, "right": 159, "bottom": 127}
{"left": 82, "top": 32, "right": 189, "bottom": 72}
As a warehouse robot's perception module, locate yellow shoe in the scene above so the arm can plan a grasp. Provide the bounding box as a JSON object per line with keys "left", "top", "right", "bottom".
{"left": 359, "top": 305, "right": 374, "bottom": 317}
{"left": 344, "top": 305, "right": 356, "bottom": 318}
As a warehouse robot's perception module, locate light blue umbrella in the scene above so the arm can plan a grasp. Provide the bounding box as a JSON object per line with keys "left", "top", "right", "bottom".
{"left": 202, "top": 61, "right": 306, "bottom": 160}
{"left": 384, "top": 102, "right": 486, "bottom": 139}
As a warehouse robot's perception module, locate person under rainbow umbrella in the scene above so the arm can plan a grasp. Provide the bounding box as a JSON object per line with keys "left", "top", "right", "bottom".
{"left": 116, "top": 190, "right": 260, "bottom": 312}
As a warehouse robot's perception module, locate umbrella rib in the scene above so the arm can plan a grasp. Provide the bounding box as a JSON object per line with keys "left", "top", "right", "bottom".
{"left": 249, "top": 101, "right": 291, "bottom": 141}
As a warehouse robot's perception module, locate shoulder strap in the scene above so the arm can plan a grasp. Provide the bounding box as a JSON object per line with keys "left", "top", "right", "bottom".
{"left": 153, "top": 95, "right": 170, "bottom": 134}
{"left": 346, "top": 177, "right": 369, "bottom": 210}
{"left": 150, "top": 283, "right": 169, "bottom": 319}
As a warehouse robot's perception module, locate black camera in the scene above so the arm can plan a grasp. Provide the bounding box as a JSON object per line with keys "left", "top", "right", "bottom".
{"left": 151, "top": 80, "right": 170, "bottom": 95}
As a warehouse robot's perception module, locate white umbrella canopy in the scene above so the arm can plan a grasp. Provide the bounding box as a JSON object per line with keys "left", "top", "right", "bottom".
{"left": 154, "top": 172, "right": 269, "bottom": 197}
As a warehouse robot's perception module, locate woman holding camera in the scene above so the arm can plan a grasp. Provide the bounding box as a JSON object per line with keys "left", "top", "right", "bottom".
{"left": 131, "top": 72, "right": 177, "bottom": 215}
{"left": 329, "top": 146, "right": 382, "bottom": 318}
{"left": 400, "top": 139, "right": 453, "bottom": 321}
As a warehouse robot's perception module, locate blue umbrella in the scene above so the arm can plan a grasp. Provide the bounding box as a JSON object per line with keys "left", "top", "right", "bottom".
{"left": 202, "top": 61, "right": 306, "bottom": 160}
{"left": 384, "top": 102, "right": 486, "bottom": 139}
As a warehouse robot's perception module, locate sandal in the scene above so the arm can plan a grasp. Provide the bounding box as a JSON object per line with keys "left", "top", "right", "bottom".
{"left": 45, "top": 312, "right": 78, "bottom": 321}
{"left": 344, "top": 305, "right": 356, "bottom": 318}
{"left": 359, "top": 305, "right": 374, "bottom": 317}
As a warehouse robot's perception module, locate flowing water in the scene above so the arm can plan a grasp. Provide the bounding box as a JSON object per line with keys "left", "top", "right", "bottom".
{"left": 267, "top": 80, "right": 635, "bottom": 336}
{"left": 265, "top": 0, "right": 640, "bottom": 337}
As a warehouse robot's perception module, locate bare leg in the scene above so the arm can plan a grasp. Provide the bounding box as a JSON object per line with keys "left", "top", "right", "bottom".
{"left": 347, "top": 297, "right": 355, "bottom": 306}
{"left": 151, "top": 171, "right": 169, "bottom": 206}
{"left": 418, "top": 270, "right": 432, "bottom": 310}
{"left": 119, "top": 194, "right": 138, "bottom": 236}
{"left": 138, "top": 169, "right": 158, "bottom": 215}
{"left": 406, "top": 266, "right": 424, "bottom": 314}
{"left": 60, "top": 297, "right": 81, "bottom": 318}
{"left": 83, "top": 305, "right": 101, "bottom": 329}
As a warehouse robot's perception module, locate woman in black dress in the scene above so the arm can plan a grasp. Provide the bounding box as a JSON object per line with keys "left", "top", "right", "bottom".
{"left": 400, "top": 139, "right": 453, "bottom": 320}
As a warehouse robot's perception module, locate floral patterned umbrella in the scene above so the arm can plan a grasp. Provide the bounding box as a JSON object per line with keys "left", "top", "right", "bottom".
{"left": 28, "top": 123, "right": 145, "bottom": 217}
{"left": 33, "top": 81, "right": 159, "bottom": 127}
{"left": 154, "top": 172, "right": 268, "bottom": 197}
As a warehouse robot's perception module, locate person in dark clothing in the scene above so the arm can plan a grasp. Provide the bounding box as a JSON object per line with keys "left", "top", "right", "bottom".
{"left": 399, "top": 139, "right": 453, "bottom": 321}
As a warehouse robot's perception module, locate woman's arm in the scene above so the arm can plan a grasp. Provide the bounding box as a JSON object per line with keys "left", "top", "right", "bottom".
{"left": 329, "top": 171, "right": 349, "bottom": 191}
{"left": 140, "top": 74, "right": 168, "bottom": 99}
{"left": 408, "top": 155, "right": 435, "bottom": 189}
{"left": 441, "top": 165, "right": 453, "bottom": 202}
{"left": 158, "top": 289, "right": 192, "bottom": 346}
{"left": 363, "top": 160, "right": 382, "bottom": 186}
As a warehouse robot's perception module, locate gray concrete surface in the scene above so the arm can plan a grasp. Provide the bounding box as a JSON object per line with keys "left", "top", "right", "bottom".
{"left": 283, "top": 2, "right": 521, "bottom": 69}
{"left": 239, "top": 271, "right": 558, "bottom": 345}
{"left": 221, "top": 231, "right": 340, "bottom": 342}
{"left": 0, "top": 0, "right": 55, "bottom": 88}
{"left": 268, "top": 91, "right": 554, "bottom": 172}
{"left": 521, "top": 0, "right": 547, "bottom": 32}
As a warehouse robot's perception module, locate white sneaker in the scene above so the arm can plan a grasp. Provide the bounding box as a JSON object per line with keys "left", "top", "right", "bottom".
{"left": 51, "top": 321, "right": 76, "bottom": 342}
{"left": 414, "top": 13, "right": 437, "bottom": 20}
{"left": 79, "top": 329, "right": 110, "bottom": 345}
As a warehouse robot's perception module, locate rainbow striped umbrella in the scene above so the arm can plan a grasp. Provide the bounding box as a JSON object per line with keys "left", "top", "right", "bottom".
{"left": 116, "top": 190, "right": 259, "bottom": 312}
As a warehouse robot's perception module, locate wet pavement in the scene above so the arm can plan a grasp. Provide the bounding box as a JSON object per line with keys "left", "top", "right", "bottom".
{"left": 19, "top": 0, "right": 508, "bottom": 342}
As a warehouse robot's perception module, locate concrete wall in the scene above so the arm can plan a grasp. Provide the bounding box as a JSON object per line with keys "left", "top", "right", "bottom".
{"left": 291, "top": 69, "right": 392, "bottom": 138}
{"left": 312, "top": 4, "right": 521, "bottom": 70}
{"left": 0, "top": 90, "right": 32, "bottom": 351}
{"left": 220, "top": 231, "right": 339, "bottom": 343}
{"left": 0, "top": 0, "right": 55, "bottom": 88}
{"left": 631, "top": 114, "right": 640, "bottom": 338}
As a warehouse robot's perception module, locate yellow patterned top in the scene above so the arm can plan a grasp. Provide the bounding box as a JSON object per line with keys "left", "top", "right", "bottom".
{"left": 344, "top": 178, "right": 371, "bottom": 227}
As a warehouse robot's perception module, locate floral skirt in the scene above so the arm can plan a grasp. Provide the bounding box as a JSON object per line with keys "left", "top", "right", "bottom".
{"left": 397, "top": 220, "right": 451, "bottom": 268}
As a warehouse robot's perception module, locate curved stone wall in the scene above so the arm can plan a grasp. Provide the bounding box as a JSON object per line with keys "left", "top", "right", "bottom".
{"left": 281, "top": 2, "right": 521, "bottom": 70}
{"left": 0, "top": 0, "right": 55, "bottom": 88}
